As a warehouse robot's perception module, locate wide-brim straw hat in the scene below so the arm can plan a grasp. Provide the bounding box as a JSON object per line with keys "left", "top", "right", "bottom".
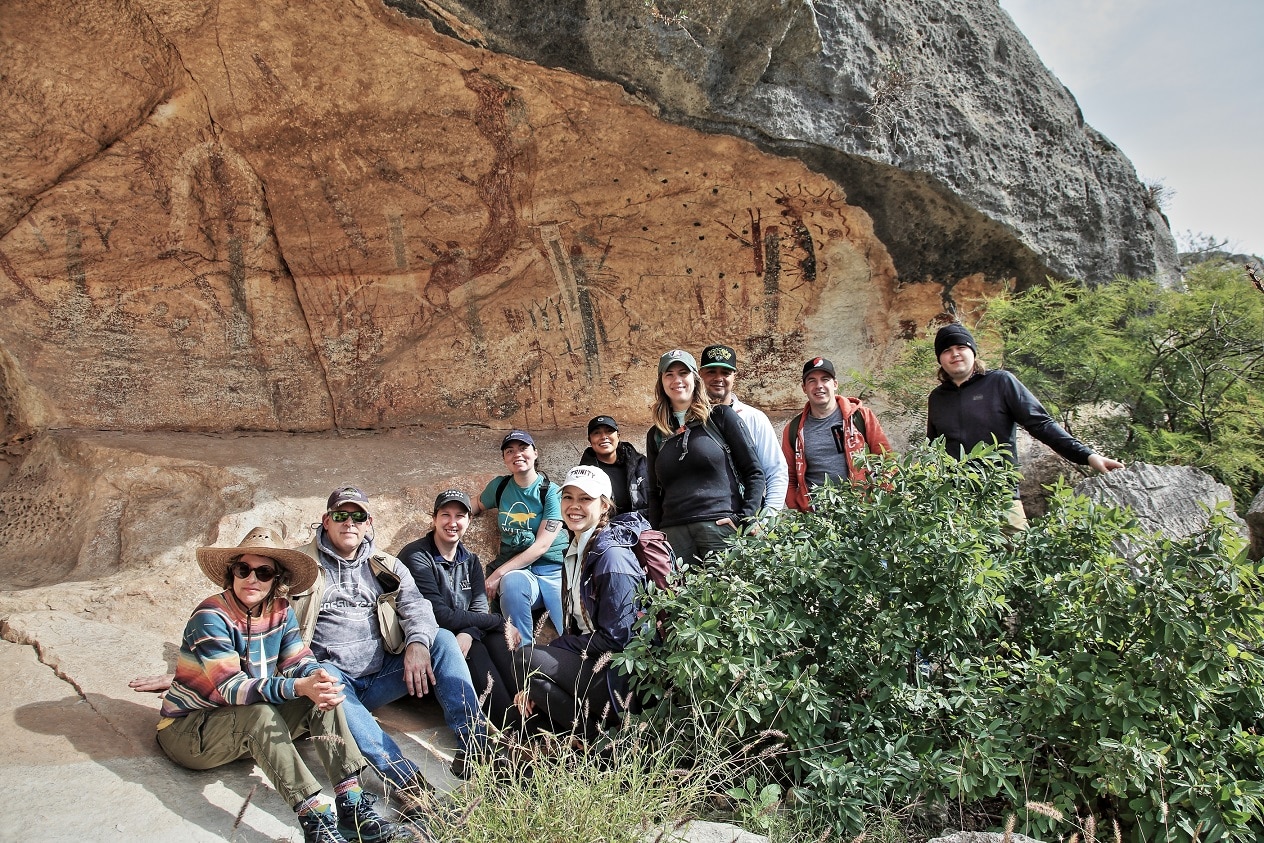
{"left": 195, "top": 526, "right": 318, "bottom": 594}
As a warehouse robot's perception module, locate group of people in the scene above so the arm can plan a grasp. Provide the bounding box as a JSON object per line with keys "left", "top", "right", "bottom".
{"left": 136, "top": 326, "right": 1123, "bottom": 843}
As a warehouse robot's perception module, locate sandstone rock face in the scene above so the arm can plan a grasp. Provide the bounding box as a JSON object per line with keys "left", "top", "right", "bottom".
{"left": 1075, "top": 463, "right": 1248, "bottom": 542}
{"left": 1, "top": 0, "right": 1175, "bottom": 442}
{"left": 398, "top": 0, "right": 1180, "bottom": 288}
{"left": 0, "top": 0, "right": 926, "bottom": 439}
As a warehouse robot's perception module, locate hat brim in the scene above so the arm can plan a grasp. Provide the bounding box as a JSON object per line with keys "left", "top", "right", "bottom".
{"left": 700, "top": 362, "right": 737, "bottom": 371}
{"left": 195, "top": 545, "right": 319, "bottom": 594}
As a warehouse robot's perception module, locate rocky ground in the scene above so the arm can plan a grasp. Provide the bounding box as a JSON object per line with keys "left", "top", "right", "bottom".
{"left": 4, "top": 421, "right": 1247, "bottom": 842}
{"left": 2, "top": 624, "right": 459, "bottom": 841}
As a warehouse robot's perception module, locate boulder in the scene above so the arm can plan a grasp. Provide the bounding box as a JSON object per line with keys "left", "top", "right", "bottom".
{"left": 1075, "top": 463, "right": 1248, "bottom": 542}
{"left": 649, "top": 820, "right": 768, "bottom": 843}
{"left": 1247, "top": 486, "right": 1264, "bottom": 561}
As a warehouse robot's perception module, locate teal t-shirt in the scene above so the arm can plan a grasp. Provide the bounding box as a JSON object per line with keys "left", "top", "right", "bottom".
{"left": 479, "top": 474, "right": 567, "bottom": 570}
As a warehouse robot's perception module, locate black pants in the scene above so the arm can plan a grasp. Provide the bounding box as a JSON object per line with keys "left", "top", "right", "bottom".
{"left": 467, "top": 631, "right": 523, "bottom": 731}
{"left": 514, "top": 644, "right": 616, "bottom": 739}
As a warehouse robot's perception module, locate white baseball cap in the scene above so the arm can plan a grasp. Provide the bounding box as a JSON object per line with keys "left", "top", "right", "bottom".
{"left": 561, "top": 465, "right": 613, "bottom": 499}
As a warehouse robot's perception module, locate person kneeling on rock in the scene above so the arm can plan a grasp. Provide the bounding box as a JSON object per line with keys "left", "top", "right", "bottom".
{"left": 152, "top": 527, "right": 399, "bottom": 843}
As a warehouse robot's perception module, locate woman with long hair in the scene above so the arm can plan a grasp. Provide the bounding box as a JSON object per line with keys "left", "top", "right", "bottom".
{"left": 646, "top": 349, "right": 765, "bottom": 566}
{"left": 154, "top": 527, "right": 397, "bottom": 843}
{"left": 514, "top": 465, "right": 647, "bottom": 738}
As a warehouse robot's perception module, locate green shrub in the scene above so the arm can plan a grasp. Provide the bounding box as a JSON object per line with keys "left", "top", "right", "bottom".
{"left": 620, "top": 443, "right": 1264, "bottom": 841}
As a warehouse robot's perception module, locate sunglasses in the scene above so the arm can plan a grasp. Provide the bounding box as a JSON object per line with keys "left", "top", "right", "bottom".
{"left": 230, "top": 561, "right": 278, "bottom": 582}
{"left": 327, "top": 509, "right": 369, "bottom": 523}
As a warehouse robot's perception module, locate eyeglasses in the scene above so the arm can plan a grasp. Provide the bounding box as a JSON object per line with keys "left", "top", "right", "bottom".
{"left": 327, "top": 509, "right": 369, "bottom": 523}
{"left": 230, "top": 561, "right": 278, "bottom": 582}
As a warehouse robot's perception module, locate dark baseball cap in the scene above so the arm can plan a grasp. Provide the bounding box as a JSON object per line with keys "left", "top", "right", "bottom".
{"left": 801, "top": 357, "right": 836, "bottom": 381}
{"left": 327, "top": 485, "right": 371, "bottom": 515}
{"left": 501, "top": 429, "right": 535, "bottom": 449}
{"left": 433, "top": 488, "right": 472, "bottom": 515}
{"left": 588, "top": 415, "right": 618, "bottom": 434}
{"left": 699, "top": 344, "right": 738, "bottom": 371}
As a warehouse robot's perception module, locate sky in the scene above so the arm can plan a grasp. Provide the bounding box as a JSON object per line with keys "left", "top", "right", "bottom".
{"left": 998, "top": 0, "right": 1264, "bottom": 257}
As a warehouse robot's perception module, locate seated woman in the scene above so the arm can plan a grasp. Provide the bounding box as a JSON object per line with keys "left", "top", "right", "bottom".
{"left": 471, "top": 430, "right": 569, "bottom": 647}
{"left": 155, "top": 527, "right": 397, "bottom": 843}
{"left": 514, "top": 466, "right": 648, "bottom": 739}
{"left": 398, "top": 489, "right": 523, "bottom": 732}
{"left": 579, "top": 414, "right": 649, "bottom": 519}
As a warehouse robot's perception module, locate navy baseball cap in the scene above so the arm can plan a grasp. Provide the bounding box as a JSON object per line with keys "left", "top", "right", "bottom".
{"left": 588, "top": 415, "right": 619, "bottom": 434}
{"left": 501, "top": 429, "right": 535, "bottom": 449}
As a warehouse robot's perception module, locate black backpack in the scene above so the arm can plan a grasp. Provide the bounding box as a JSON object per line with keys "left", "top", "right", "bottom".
{"left": 494, "top": 472, "right": 551, "bottom": 512}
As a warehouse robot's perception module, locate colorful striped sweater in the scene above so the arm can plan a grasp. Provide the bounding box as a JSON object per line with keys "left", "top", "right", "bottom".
{"left": 160, "top": 591, "right": 319, "bottom": 719}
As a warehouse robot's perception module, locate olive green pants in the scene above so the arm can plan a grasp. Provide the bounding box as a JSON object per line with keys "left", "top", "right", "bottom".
{"left": 157, "top": 698, "right": 365, "bottom": 807}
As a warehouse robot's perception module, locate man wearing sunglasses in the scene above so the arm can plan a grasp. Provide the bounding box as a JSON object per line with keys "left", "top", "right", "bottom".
{"left": 290, "top": 486, "right": 486, "bottom": 803}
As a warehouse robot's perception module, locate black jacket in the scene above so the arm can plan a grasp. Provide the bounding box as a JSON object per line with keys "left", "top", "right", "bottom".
{"left": 927, "top": 369, "right": 1093, "bottom": 475}
{"left": 645, "top": 404, "right": 765, "bottom": 528}
{"left": 579, "top": 440, "right": 649, "bottom": 517}
{"left": 396, "top": 532, "right": 504, "bottom": 640}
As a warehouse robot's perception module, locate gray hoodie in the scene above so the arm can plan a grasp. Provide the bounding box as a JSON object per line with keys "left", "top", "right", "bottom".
{"left": 300, "top": 528, "right": 439, "bottom": 679}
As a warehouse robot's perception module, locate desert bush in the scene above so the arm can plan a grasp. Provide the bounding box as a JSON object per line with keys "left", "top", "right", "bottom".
{"left": 440, "top": 714, "right": 795, "bottom": 843}
{"left": 620, "top": 442, "right": 1264, "bottom": 841}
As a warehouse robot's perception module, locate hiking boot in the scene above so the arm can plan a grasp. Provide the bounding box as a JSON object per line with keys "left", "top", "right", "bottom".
{"left": 336, "top": 791, "right": 400, "bottom": 843}
{"left": 298, "top": 808, "right": 351, "bottom": 843}
{"left": 449, "top": 749, "right": 471, "bottom": 780}
{"left": 394, "top": 775, "right": 438, "bottom": 843}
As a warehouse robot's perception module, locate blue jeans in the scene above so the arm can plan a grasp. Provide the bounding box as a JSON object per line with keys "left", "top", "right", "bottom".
{"left": 501, "top": 564, "right": 563, "bottom": 646}
{"left": 323, "top": 628, "right": 485, "bottom": 787}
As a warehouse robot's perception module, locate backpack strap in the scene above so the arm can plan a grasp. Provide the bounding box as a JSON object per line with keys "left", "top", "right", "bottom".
{"left": 788, "top": 411, "right": 803, "bottom": 456}
{"left": 701, "top": 409, "right": 744, "bottom": 498}
{"left": 495, "top": 475, "right": 512, "bottom": 510}
{"left": 496, "top": 473, "right": 550, "bottom": 511}
{"left": 790, "top": 406, "right": 864, "bottom": 452}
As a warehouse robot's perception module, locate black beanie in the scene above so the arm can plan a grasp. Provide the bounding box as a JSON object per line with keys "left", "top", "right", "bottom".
{"left": 934, "top": 324, "right": 977, "bottom": 357}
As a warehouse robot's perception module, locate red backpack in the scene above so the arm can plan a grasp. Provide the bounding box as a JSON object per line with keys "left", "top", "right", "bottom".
{"left": 632, "top": 528, "right": 676, "bottom": 593}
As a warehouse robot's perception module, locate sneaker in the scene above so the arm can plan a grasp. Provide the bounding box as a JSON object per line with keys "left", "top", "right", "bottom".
{"left": 298, "top": 808, "right": 351, "bottom": 843}
{"left": 336, "top": 791, "right": 400, "bottom": 843}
